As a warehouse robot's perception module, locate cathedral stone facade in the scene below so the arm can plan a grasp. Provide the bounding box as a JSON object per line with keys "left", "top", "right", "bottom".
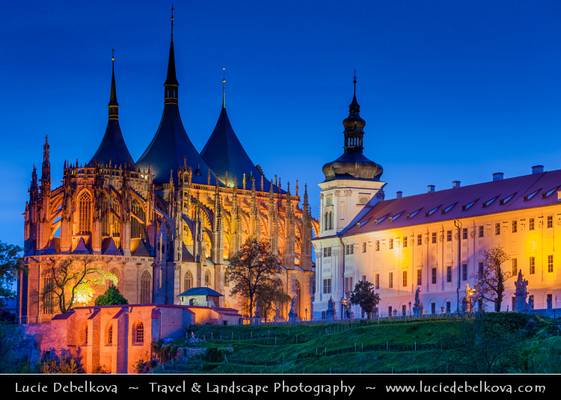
{"left": 19, "top": 18, "right": 316, "bottom": 324}
{"left": 313, "top": 76, "right": 561, "bottom": 320}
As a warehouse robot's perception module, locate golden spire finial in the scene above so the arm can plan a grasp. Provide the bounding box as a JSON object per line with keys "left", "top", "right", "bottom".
{"left": 221, "top": 66, "right": 227, "bottom": 109}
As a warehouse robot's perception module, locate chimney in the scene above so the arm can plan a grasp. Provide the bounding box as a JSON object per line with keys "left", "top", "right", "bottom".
{"left": 532, "top": 165, "right": 544, "bottom": 175}
{"left": 493, "top": 172, "right": 504, "bottom": 182}
{"left": 396, "top": 191, "right": 403, "bottom": 199}
{"left": 427, "top": 185, "right": 435, "bottom": 193}
{"left": 452, "top": 180, "right": 461, "bottom": 188}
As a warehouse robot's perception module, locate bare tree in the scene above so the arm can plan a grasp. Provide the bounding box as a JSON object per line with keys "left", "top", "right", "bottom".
{"left": 474, "top": 247, "right": 510, "bottom": 312}
{"left": 225, "top": 239, "right": 282, "bottom": 320}
{"left": 42, "top": 257, "right": 114, "bottom": 314}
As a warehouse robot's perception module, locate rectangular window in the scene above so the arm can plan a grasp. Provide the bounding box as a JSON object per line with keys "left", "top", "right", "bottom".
{"left": 417, "top": 269, "right": 422, "bottom": 286}
{"left": 462, "top": 264, "right": 468, "bottom": 281}
{"left": 446, "top": 230, "right": 452, "bottom": 242}
{"left": 403, "top": 236, "right": 408, "bottom": 248}
{"left": 529, "top": 218, "right": 535, "bottom": 231}
{"left": 446, "top": 266, "right": 452, "bottom": 283}
{"left": 431, "top": 268, "right": 437, "bottom": 284}
{"left": 512, "top": 258, "right": 518, "bottom": 276}
{"left": 388, "top": 306, "right": 393, "bottom": 317}
{"left": 478, "top": 262, "right": 484, "bottom": 277}
{"left": 446, "top": 301, "right": 451, "bottom": 313}
{"left": 389, "top": 239, "right": 394, "bottom": 250}
{"left": 495, "top": 223, "right": 501, "bottom": 235}
{"left": 478, "top": 226, "right": 484, "bottom": 237}
{"left": 512, "top": 220, "right": 518, "bottom": 233}
{"left": 389, "top": 272, "right": 394, "bottom": 289}
{"left": 344, "top": 277, "right": 353, "bottom": 293}
{"left": 431, "top": 232, "right": 437, "bottom": 244}
{"left": 417, "top": 234, "right": 423, "bottom": 246}
{"left": 402, "top": 304, "right": 407, "bottom": 316}
{"left": 375, "top": 274, "right": 380, "bottom": 289}
{"left": 376, "top": 240, "right": 380, "bottom": 251}
{"left": 431, "top": 302, "right": 436, "bottom": 315}
{"left": 362, "top": 242, "right": 367, "bottom": 253}
{"left": 402, "top": 271, "right": 407, "bottom": 287}
{"left": 323, "top": 247, "right": 331, "bottom": 257}
{"left": 462, "top": 228, "right": 468, "bottom": 240}
{"left": 362, "top": 275, "right": 366, "bottom": 282}
{"left": 548, "top": 255, "right": 554, "bottom": 273}
{"left": 323, "top": 279, "right": 332, "bottom": 294}
{"left": 547, "top": 215, "right": 553, "bottom": 228}
{"left": 529, "top": 257, "right": 535, "bottom": 275}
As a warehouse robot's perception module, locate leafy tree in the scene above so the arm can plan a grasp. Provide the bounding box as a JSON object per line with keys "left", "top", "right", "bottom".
{"left": 0, "top": 323, "right": 38, "bottom": 372}
{"left": 226, "top": 239, "right": 282, "bottom": 320}
{"left": 474, "top": 247, "right": 509, "bottom": 312}
{"left": 255, "top": 277, "right": 291, "bottom": 321}
{"left": 0, "top": 242, "right": 23, "bottom": 304}
{"left": 95, "top": 285, "right": 128, "bottom": 306}
{"left": 350, "top": 279, "right": 380, "bottom": 319}
{"left": 42, "top": 257, "right": 116, "bottom": 313}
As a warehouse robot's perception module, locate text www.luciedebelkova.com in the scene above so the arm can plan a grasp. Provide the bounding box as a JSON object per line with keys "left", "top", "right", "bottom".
{"left": 384, "top": 380, "right": 546, "bottom": 395}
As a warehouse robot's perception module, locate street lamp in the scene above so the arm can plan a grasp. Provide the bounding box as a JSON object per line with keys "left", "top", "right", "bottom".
{"left": 454, "top": 219, "right": 462, "bottom": 314}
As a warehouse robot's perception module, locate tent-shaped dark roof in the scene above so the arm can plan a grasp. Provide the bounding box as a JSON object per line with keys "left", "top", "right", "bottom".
{"left": 89, "top": 121, "right": 134, "bottom": 167}
{"left": 88, "top": 55, "right": 134, "bottom": 167}
{"left": 201, "top": 107, "right": 274, "bottom": 191}
{"left": 177, "top": 287, "right": 224, "bottom": 297}
{"left": 136, "top": 23, "right": 215, "bottom": 185}
{"left": 136, "top": 104, "right": 215, "bottom": 184}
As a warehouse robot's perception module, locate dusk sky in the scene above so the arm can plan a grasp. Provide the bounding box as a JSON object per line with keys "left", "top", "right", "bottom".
{"left": 1, "top": 0, "right": 561, "bottom": 245}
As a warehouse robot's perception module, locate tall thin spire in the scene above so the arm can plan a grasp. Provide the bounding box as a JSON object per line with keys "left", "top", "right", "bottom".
{"left": 109, "top": 49, "right": 119, "bottom": 120}
{"left": 164, "top": 4, "right": 178, "bottom": 104}
{"left": 221, "top": 66, "right": 227, "bottom": 109}
{"left": 41, "top": 135, "right": 51, "bottom": 190}
{"left": 350, "top": 69, "right": 360, "bottom": 114}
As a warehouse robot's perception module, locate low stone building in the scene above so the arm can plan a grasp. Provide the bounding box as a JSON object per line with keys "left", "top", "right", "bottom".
{"left": 26, "top": 304, "right": 240, "bottom": 373}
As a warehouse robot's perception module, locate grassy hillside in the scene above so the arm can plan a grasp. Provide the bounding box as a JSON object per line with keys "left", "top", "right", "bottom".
{"left": 156, "top": 313, "right": 561, "bottom": 373}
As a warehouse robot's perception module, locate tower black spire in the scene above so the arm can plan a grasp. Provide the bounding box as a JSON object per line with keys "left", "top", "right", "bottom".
{"left": 109, "top": 49, "right": 119, "bottom": 120}
{"left": 164, "top": 5, "right": 179, "bottom": 104}
{"left": 343, "top": 72, "right": 365, "bottom": 153}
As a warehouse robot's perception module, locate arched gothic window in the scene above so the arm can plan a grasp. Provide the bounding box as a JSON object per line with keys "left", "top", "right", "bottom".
{"left": 131, "top": 199, "right": 145, "bottom": 239}
{"left": 204, "top": 270, "right": 211, "bottom": 287}
{"left": 78, "top": 191, "right": 92, "bottom": 234}
{"left": 133, "top": 322, "right": 144, "bottom": 344}
{"left": 140, "top": 271, "right": 151, "bottom": 304}
{"left": 184, "top": 271, "right": 193, "bottom": 291}
{"left": 106, "top": 324, "right": 113, "bottom": 346}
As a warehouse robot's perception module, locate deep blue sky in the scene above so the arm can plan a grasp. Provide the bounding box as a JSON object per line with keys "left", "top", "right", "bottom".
{"left": 1, "top": 0, "right": 561, "bottom": 245}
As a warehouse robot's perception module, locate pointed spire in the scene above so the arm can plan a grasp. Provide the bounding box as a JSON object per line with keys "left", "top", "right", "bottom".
{"left": 303, "top": 183, "right": 309, "bottom": 205}
{"left": 41, "top": 136, "right": 51, "bottom": 190}
{"left": 349, "top": 69, "right": 360, "bottom": 114}
{"left": 221, "top": 66, "right": 227, "bottom": 109}
{"left": 164, "top": 4, "right": 179, "bottom": 104}
{"left": 108, "top": 49, "right": 119, "bottom": 120}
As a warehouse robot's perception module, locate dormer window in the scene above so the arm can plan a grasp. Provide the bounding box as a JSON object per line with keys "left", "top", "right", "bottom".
{"left": 426, "top": 205, "right": 441, "bottom": 216}
{"left": 482, "top": 195, "right": 499, "bottom": 208}
{"left": 463, "top": 199, "right": 479, "bottom": 211}
{"left": 442, "top": 202, "right": 457, "bottom": 214}
{"left": 408, "top": 208, "right": 423, "bottom": 219}
{"left": 525, "top": 188, "right": 541, "bottom": 201}
{"left": 500, "top": 192, "right": 516, "bottom": 205}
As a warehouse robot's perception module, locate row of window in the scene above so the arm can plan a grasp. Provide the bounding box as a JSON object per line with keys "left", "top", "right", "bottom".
{"left": 322, "top": 256, "right": 556, "bottom": 294}
{"left": 345, "top": 217, "right": 556, "bottom": 254}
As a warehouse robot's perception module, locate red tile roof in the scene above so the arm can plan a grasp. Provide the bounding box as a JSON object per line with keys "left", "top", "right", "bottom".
{"left": 343, "top": 169, "right": 561, "bottom": 236}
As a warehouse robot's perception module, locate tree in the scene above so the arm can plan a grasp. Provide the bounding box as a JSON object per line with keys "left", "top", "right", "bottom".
{"left": 350, "top": 279, "right": 380, "bottom": 319}
{"left": 255, "top": 278, "right": 291, "bottom": 321}
{"left": 95, "top": 285, "right": 128, "bottom": 306}
{"left": 42, "top": 257, "right": 116, "bottom": 314}
{"left": 0, "top": 242, "right": 23, "bottom": 304}
{"left": 474, "top": 247, "right": 509, "bottom": 312}
{"left": 225, "top": 239, "right": 282, "bottom": 320}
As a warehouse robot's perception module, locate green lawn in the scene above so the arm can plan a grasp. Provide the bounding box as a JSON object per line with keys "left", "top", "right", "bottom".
{"left": 156, "top": 314, "right": 561, "bottom": 373}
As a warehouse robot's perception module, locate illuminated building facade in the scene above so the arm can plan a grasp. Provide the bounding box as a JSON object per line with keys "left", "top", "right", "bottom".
{"left": 313, "top": 77, "right": 561, "bottom": 320}
{"left": 19, "top": 16, "right": 316, "bottom": 324}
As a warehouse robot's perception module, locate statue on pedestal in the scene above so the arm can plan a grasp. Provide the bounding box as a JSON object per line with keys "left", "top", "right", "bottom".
{"left": 413, "top": 287, "right": 423, "bottom": 317}
{"left": 326, "top": 297, "right": 336, "bottom": 320}
{"left": 513, "top": 270, "right": 529, "bottom": 313}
